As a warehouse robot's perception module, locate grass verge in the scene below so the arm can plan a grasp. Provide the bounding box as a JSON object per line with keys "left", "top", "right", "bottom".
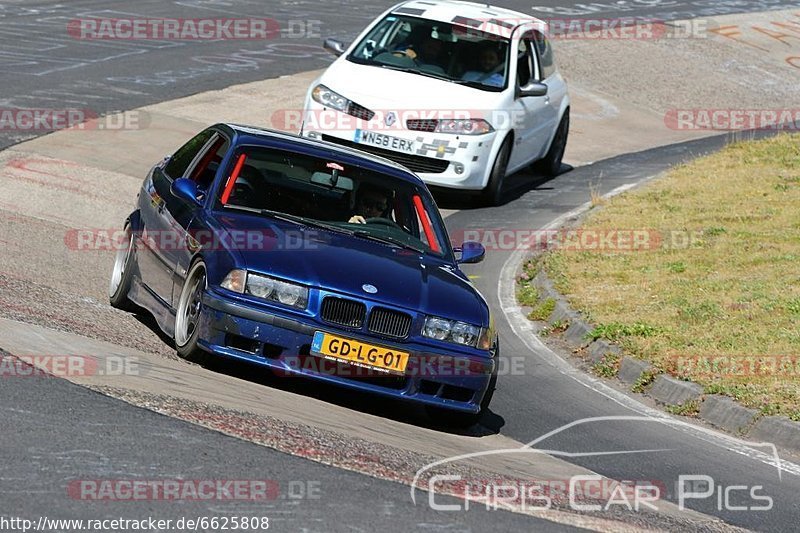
{"left": 532, "top": 133, "right": 800, "bottom": 420}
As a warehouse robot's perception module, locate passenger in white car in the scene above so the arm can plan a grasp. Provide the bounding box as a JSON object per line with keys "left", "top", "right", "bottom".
{"left": 461, "top": 45, "right": 505, "bottom": 87}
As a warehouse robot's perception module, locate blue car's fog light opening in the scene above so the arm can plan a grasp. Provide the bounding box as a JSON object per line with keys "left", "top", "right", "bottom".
{"left": 422, "top": 316, "right": 482, "bottom": 347}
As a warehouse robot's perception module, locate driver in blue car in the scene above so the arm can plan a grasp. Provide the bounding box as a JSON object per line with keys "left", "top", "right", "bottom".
{"left": 348, "top": 184, "right": 392, "bottom": 224}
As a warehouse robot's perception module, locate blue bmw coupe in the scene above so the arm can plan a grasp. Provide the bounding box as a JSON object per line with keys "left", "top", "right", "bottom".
{"left": 109, "top": 124, "right": 497, "bottom": 426}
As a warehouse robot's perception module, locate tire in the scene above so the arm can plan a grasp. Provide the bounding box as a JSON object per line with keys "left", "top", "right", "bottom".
{"left": 109, "top": 223, "right": 136, "bottom": 311}
{"left": 536, "top": 109, "right": 569, "bottom": 177}
{"left": 174, "top": 260, "right": 210, "bottom": 364}
{"left": 426, "top": 370, "right": 498, "bottom": 429}
{"left": 481, "top": 135, "right": 512, "bottom": 206}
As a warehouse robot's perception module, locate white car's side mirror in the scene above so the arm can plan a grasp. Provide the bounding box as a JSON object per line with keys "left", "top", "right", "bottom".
{"left": 323, "top": 38, "right": 346, "bottom": 57}
{"left": 518, "top": 82, "right": 548, "bottom": 98}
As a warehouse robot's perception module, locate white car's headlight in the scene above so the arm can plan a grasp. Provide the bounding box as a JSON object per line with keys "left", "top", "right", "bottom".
{"left": 435, "top": 119, "right": 493, "bottom": 135}
{"left": 311, "top": 84, "right": 350, "bottom": 113}
{"left": 423, "top": 316, "right": 482, "bottom": 347}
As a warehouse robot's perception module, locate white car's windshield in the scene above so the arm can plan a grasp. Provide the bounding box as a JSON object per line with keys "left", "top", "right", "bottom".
{"left": 347, "top": 14, "right": 510, "bottom": 91}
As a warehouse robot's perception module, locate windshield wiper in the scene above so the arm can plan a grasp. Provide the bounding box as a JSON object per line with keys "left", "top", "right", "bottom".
{"left": 398, "top": 67, "right": 451, "bottom": 82}
{"left": 367, "top": 62, "right": 450, "bottom": 81}
{"left": 451, "top": 79, "right": 485, "bottom": 88}
{"left": 223, "top": 205, "right": 354, "bottom": 235}
{"left": 450, "top": 79, "right": 503, "bottom": 91}
{"left": 223, "top": 204, "right": 304, "bottom": 226}
{"left": 352, "top": 230, "right": 425, "bottom": 254}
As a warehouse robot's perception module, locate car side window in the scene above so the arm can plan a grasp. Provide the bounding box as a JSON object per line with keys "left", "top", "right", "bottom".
{"left": 516, "top": 34, "right": 535, "bottom": 87}
{"left": 189, "top": 134, "right": 229, "bottom": 191}
{"left": 164, "top": 129, "right": 215, "bottom": 180}
{"left": 532, "top": 30, "right": 555, "bottom": 79}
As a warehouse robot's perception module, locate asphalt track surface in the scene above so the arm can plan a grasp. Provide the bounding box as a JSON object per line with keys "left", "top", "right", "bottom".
{"left": 1, "top": 348, "right": 584, "bottom": 532}
{"left": 2, "top": 0, "right": 800, "bottom": 148}
{"left": 3, "top": 0, "right": 800, "bottom": 531}
{"left": 451, "top": 131, "right": 800, "bottom": 531}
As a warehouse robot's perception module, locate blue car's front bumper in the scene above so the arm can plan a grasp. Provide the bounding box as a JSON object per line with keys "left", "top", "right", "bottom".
{"left": 198, "top": 290, "right": 495, "bottom": 413}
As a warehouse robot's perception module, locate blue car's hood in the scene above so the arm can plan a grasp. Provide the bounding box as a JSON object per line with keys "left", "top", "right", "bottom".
{"left": 212, "top": 212, "right": 488, "bottom": 326}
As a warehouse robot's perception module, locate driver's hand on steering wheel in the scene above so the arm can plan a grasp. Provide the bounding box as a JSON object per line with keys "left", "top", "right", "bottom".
{"left": 393, "top": 47, "right": 417, "bottom": 59}
{"left": 348, "top": 215, "right": 367, "bottom": 224}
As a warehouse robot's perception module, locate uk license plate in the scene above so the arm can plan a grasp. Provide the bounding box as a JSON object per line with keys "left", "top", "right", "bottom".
{"left": 354, "top": 130, "right": 415, "bottom": 153}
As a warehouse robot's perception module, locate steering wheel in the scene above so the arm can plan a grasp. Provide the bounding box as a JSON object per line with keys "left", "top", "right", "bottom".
{"left": 365, "top": 217, "right": 402, "bottom": 229}
{"left": 391, "top": 47, "right": 420, "bottom": 65}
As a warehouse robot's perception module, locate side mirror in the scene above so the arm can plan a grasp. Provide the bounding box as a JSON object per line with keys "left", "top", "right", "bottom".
{"left": 171, "top": 178, "right": 202, "bottom": 207}
{"left": 323, "top": 38, "right": 346, "bottom": 57}
{"left": 518, "top": 81, "right": 548, "bottom": 98}
{"left": 455, "top": 241, "right": 486, "bottom": 264}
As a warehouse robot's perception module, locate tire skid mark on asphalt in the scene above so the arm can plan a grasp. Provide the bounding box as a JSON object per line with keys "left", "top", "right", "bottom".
{"left": 0, "top": 150, "right": 138, "bottom": 229}
{"left": 1, "top": 157, "right": 129, "bottom": 204}
{"left": 0, "top": 207, "right": 74, "bottom": 229}
{"left": 0, "top": 274, "right": 176, "bottom": 360}
{"left": 0, "top": 296, "right": 107, "bottom": 339}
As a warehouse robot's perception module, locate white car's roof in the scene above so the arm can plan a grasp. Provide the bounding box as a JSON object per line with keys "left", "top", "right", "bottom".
{"left": 392, "top": 0, "right": 543, "bottom": 37}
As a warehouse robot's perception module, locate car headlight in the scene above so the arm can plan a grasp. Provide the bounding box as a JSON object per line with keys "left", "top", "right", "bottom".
{"left": 220, "top": 269, "right": 246, "bottom": 293}
{"left": 311, "top": 84, "right": 350, "bottom": 113}
{"left": 435, "top": 119, "right": 493, "bottom": 135}
{"left": 246, "top": 273, "right": 308, "bottom": 309}
{"left": 221, "top": 270, "right": 308, "bottom": 310}
{"left": 423, "top": 316, "right": 483, "bottom": 347}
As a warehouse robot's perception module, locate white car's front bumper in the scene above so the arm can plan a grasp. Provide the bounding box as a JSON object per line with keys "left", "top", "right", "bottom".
{"left": 301, "top": 105, "right": 498, "bottom": 191}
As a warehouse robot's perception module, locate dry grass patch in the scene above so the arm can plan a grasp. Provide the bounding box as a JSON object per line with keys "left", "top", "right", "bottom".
{"left": 538, "top": 133, "right": 800, "bottom": 419}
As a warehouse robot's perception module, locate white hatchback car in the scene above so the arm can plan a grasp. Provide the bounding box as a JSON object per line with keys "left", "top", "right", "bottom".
{"left": 301, "top": 0, "right": 569, "bottom": 205}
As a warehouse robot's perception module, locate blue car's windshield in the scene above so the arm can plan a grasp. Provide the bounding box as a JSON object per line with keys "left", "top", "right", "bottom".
{"left": 347, "top": 14, "right": 510, "bottom": 91}
{"left": 214, "top": 145, "right": 451, "bottom": 259}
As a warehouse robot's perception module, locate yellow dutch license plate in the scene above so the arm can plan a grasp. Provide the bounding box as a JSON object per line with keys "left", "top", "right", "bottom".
{"left": 311, "top": 331, "right": 409, "bottom": 374}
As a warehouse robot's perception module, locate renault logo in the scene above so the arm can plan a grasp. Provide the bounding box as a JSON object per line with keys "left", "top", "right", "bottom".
{"left": 385, "top": 112, "right": 396, "bottom": 127}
